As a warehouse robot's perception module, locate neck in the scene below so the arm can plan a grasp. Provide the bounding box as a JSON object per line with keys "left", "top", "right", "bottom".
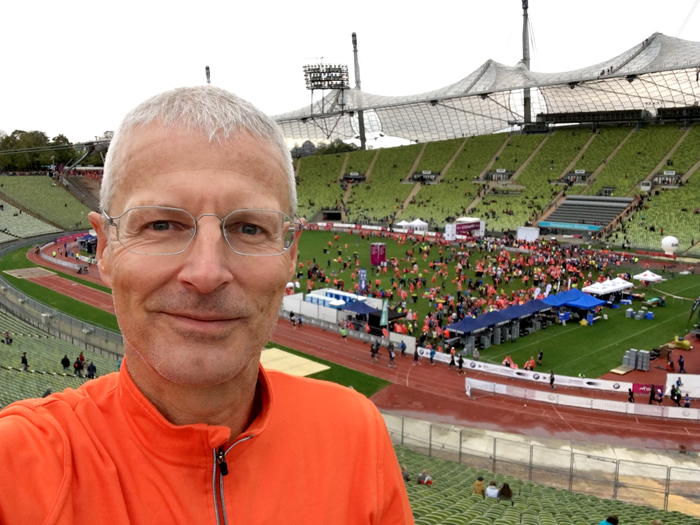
{"left": 125, "top": 350, "right": 259, "bottom": 440}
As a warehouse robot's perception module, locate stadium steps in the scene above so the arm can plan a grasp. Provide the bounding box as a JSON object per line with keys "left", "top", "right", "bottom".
{"left": 0, "top": 189, "right": 63, "bottom": 230}
{"left": 582, "top": 128, "right": 636, "bottom": 188}
{"left": 465, "top": 182, "right": 495, "bottom": 214}
{"left": 398, "top": 183, "right": 424, "bottom": 218}
{"left": 558, "top": 132, "right": 598, "bottom": 179}
{"left": 637, "top": 126, "right": 693, "bottom": 189}
{"left": 477, "top": 135, "right": 511, "bottom": 180}
{"left": 680, "top": 156, "right": 700, "bottom": 184}
{"left": 63, "top": 176, "right": 101, "bottom": 212}
{"left": 508, "top": 133, "right": 551, "bottom": 182}
{"left": 337, "top": 153, "right": 350, "bottom": 182}
{"left": 363, "top": 150, "right": 381, "bottom": 180}
{"left": 434, "top": 137, "right": 470, "bottom": 183}
{"left": 535, "top": 190, "right": 567, "bottom": 222}
{"left": 405, "top": 143, "right": 429, "bottom": 182}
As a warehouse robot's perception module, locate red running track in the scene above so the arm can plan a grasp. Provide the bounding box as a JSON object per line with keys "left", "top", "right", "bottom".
{"left": 28, "top": 275, "right": 115, "bottom": 314}
{"left": 271, "top": 321, "right": 700, "bottom": 451}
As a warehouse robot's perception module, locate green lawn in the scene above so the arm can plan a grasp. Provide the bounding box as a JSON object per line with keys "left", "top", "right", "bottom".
{"left": 474, "top": 275, "right": 700, "bottom": 377}
{"left": 0, "top": 247, "right": 119, "bottom": 332}
{"left": 266, "top": 343, "right": 389, "bottom": 397}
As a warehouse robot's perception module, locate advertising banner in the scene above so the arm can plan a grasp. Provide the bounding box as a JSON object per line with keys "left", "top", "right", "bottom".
{"left": 370, "top": 243, "right": 386, "bottom": 266}
{"left": 359, "top": 269, "right": 367, "bottom": 292}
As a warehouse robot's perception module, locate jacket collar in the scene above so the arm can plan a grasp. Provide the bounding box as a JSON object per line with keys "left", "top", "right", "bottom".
{"left": 118, "top": 358, "right": 274, "bottom": 468}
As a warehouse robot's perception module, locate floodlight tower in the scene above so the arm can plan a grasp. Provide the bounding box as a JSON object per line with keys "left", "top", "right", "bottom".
{"left": 522, "top": 0, "right": 531, "bottom": 123}
{"left": 352, "top": 32, "right": 367, "bottom": 150}
{"left": 302, "top": 61, "right": 350, "bottom": 140}
{"left": 205, "top": 66, "right": 211, "bottom": 84}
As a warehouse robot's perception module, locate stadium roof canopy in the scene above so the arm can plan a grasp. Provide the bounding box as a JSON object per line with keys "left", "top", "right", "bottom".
{"left": 273, "top": 33, "right": 700, "bottom": 143}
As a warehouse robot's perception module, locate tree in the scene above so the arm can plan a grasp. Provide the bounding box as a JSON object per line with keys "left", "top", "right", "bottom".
{"left": 313, "top": 139, "right": 358, "bottom": 156}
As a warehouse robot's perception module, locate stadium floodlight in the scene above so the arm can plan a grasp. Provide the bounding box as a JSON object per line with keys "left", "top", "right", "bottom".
{"left": 303, "top": 64, "right": 350, "bottom": 91}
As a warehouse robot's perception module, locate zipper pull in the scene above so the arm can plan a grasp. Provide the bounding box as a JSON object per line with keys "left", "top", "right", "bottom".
{"left": 217, "top": 446, "right": 229, "bottom": 476}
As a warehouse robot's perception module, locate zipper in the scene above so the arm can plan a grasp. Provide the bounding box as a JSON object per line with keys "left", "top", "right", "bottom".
{"left": 212, "top": 434, "right": 255, "bottom": 525}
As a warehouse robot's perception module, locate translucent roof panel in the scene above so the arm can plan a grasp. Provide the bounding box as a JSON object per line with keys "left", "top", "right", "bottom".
{"left": 274, "top": 33, "right": 700, "bottom": 143}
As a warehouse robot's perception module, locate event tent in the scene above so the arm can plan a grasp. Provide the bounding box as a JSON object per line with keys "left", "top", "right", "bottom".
{"left": 582, "top": 278, "right": 634, "bottom": 295}
{"left": 396, "top": 220, "right": 410, "bottom": 227}
{"left": 565, "top": 294, "right": 606, "bottom": 310}
{"left": 446, "top": 300, "right": 551, "bottom": 334}
{"left": 634, "top": 270, "right": 663, "bottom": 283}
{"left": 542, "top": 289, "right": 584, "bottom": 308}
{"left": 342, "top": 301, "right": 380, "bottom": 315}
{"left": 408, "top": 219, "right": 429, "bottom": 231}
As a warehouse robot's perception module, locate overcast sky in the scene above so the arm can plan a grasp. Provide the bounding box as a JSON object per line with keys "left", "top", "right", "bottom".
{"left": 2, "top": 0, "right": 699, "bottom": 143}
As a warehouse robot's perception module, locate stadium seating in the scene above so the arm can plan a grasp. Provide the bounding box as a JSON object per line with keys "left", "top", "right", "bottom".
{"left": 295, "top": 154, "right": 346, "bottom": 219}
{"left": 0, "top": 311, "right": 119, "bottom": 407}
{"left": 665, "top": 125, "right": 700, "bottom": 175}
{"left": 399, "top": 135, "right": 509, "bottom": 224}
{"left": 415, "top": 139, "right": 464, "bottom": 174}
{"left": 585, "top": 125, "right": 685, "bottom": 197}
{"left": 0, "top": 200, "right": 60, "bottom": 238}
{"left": 344, "top": 149, "right": 378, "bottom": 175}
{"left": 346, "top": 144, "right": 422, "bottom": 223}
{"left": 0, "top": 232, "right": 15, "bottom": 244}
{"left": 573, "top": 127, "right": 632, "bottom": 175}
{"left": 396, "top": 446, "right": 696, "bottom": 525}
{"left": 63, "top": 175, "right": 101, "bottom": 211}
{"left": 0, "top": 176, "right": 92, "bottom": 229}
{"left": 612, "top": 172, "right": 700, "bottom": 254}
{"left": 490, "top": 134, "right": 546, "bottom": 173}
{"left": 465, "top": 131, "right": 585, "bottom": 232}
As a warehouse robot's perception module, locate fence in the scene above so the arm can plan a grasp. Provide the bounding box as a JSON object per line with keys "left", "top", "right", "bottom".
{"left": 382, "top": 413, "right": 700, "bottom": 515}
{"left": 0, "top": 235, "right": 123, "bottom": 359}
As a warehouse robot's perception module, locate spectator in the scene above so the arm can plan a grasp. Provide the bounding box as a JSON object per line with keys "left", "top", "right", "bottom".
{"left": 61, "top": 355, "right": 70, "bottom": 372}
{"left": 400, "top": 465, "right": 410, "bottom": 483}
{"left": 74, "top": 358, "right": 83, "bottom": 378}
{"left": 499, "top": 482, "right": 513, "bottom": 504}
{"left": 417, "top": 469, "right": 433, "bottom": 485}
{"left": 41, "top": 388, "right": 52, "bottom": 399}
{"left": 21, "top": 352, "right": 28, "bottom": 372}
{"left": 473, "top": 476, "right": 486, "bottom": 496}
{"left": 485, "top": 480, "right": 499, "bottom": 499}
{"left": 549, "top": 371, "right": 556, "bottom": 390}
{"left": 685, "top": 393, "right": 691, "bottom": 408}
{"left": 600, "top": 516, "right": 619, "bottom": 525}
{"left": 87, "top": 362, "right": 97, "bottom": 379}
{"left": 628, "top": 388, "right": 634, "bottom": 403}
{"left": 3, "top": 330, "right": 11, "bottom": 345}
{"left": 678, "top": 355, "right": 686, "bottom": 374}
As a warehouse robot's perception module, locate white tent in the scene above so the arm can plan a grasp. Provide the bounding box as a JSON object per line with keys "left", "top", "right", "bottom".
{"left": 396, "top": 220, "right": 410, "bottom": 227}
{"left": 633, "top": 270, "right": 663, "bottom": 283}
{"left": 582, "top": 278, "right": 634, "bottom": 295}
{"left": 408, "top": 219, "right": 429, "bottom": 231}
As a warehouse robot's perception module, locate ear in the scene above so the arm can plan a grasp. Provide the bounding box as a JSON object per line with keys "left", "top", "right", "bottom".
{"left": 89, "top": 211, "right": 112, "bottom": 287}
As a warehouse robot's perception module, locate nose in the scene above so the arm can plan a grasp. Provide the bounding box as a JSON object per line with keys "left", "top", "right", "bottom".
{"left": 177, "top": 216, "right": 234, "bottom": 294}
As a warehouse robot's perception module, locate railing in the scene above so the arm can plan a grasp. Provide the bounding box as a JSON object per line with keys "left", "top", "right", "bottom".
{"left": 0, "top": 235, "right": 123, "bottom": 358}
{"left": 382, "top": 413, "right": 700, "bottom": 516}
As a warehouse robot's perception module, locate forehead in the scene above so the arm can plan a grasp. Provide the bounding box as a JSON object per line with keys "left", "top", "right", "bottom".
{"left": 110, "top": 122, "right": 289, "bottom": 213}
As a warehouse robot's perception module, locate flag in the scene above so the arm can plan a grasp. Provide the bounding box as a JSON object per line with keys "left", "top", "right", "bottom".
{"left": 689, "top": 296, "right": 700, "bottom": 321}
{"left": 380, "top": 299, "right": 389, "bottom": 327}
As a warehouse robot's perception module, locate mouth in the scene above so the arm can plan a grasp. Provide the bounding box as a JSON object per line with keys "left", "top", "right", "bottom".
{"left": 160, "top": 312, "right": 243, "bottom": 335}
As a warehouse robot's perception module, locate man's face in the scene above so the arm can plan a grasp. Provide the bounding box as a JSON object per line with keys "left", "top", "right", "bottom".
{"left": 90, "top": 123, "right": 297, "bottom": 387}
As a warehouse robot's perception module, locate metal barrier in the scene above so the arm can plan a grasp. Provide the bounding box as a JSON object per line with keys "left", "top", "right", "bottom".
{"left": 382, "top": 412, "right": 700, "bottom": 515}
{"left": 0, "top": 235, "right": 123, "bottom": 359}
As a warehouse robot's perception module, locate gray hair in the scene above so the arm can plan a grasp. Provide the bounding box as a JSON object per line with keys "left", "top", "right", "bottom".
{"left": 101, "top": 85, "right": 296, "bottom": 215}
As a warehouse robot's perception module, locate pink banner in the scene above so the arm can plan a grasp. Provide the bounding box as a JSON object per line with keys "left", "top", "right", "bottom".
{"left": 55, "top": 232, "right": 88, "bottom": 244}
{"left": 370, "top": 243, "right": 386, "bottom": 266}
{"left": 456, "top": 223, "right": 480, "bottom": 235}
{"left": 633, "top": 383, "right": 654, "bottom": 395}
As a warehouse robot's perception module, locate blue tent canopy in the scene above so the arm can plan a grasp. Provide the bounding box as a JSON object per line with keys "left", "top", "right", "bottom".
{"left": 446, "top": 300, "right": 552, "bottom": 334}
{"left": 542, "top": 289, "right": 605, "bottom": 310}
{"left": 542, "top": 289, "right": 583, "bottom": 307}
{"left": 565, "top": 294, "right": 606, "bottom": 310}
{"left": 342, "top": 301, "right": 379, "bottom": 315}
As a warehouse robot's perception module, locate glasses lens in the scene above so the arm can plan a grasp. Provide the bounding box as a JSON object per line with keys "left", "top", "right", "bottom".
{"left": 224, "top": 210, "right": 294, "bottom": 255}
{"left": 116, "top": 207, "right": 195, "bottom": 255}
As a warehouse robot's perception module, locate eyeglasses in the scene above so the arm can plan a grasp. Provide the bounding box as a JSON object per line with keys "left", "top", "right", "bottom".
{"left": 103, "top": 206, "right": 299, "bottom": 256}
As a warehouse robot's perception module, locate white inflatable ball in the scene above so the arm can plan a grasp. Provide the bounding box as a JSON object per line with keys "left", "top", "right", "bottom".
{"left": 661, "top": 236, "right": 679, "bottom": 255}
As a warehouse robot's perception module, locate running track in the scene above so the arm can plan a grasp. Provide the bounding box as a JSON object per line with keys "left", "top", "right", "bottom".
{"left": 19, "top": 247, "right": 700, "bottom": 450}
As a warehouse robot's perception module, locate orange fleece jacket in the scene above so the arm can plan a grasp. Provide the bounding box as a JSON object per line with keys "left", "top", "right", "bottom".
{"left": 0, "top": 360, "right": 413, "bottom": 525}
